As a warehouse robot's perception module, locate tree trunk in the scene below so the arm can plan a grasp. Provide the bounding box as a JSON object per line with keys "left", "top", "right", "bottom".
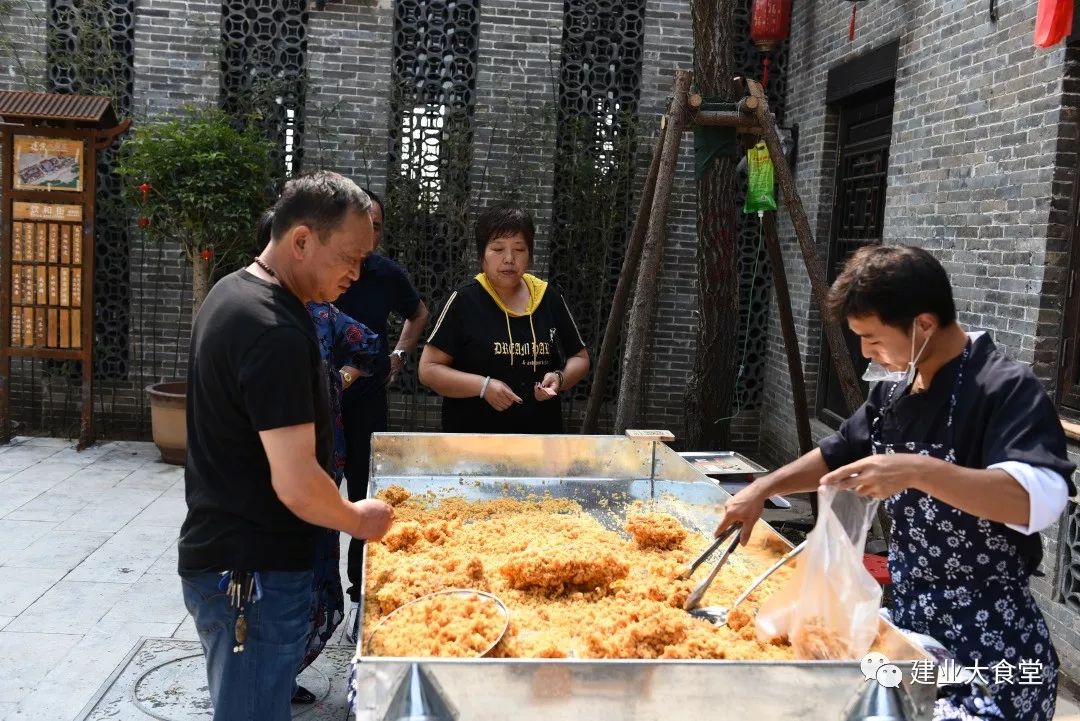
{"left": 582, "top": 118, "right": 667, "bottom": 434}
{"left": 745, "top": 79, "right": 863, "bottom": 414}
{"left": 684, "top": 0, "right": 740, "bottom": 449}
{"left": 614, "top": 71, "right": 692, "bottom": 433}
{"left": 192, "top": 253, "right": 211, "bottom": 325}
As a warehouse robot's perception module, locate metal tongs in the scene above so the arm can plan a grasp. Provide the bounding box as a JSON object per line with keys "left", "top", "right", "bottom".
{"left": 688, "top": 540, "right": 807, "bottom": 625}
{"left": 681, "top": 523, "right": 743, "bottom": 611}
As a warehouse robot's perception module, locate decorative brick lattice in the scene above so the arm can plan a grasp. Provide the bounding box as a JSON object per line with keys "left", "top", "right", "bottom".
{"left": 47, "top": 0, "right": 135, "bottom": 381}
{"left": 220, "top": 0, "right": 308, "bottom": 178}
{"left": 383, "top": 0, "right": 480, "bottom": 404}
{"left": 1059, "top": 503, "right": 1080, "bottom": 611}
{"left": 546, "top": 0, "right": 647, "bottom": 408}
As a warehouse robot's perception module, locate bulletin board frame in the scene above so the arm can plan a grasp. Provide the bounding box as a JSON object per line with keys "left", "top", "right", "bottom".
{"left": 1, "top": 125, "right": 97, "bottom": 448}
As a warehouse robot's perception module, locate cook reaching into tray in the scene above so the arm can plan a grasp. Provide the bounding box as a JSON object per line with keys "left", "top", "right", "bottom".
{"left": 419, "top": 205, "right": 590, "bottom": 433}
{"left": 716, "top": 246, "right": 1075, "bottom": 721}
{"left": 179, "top": 173, "right": 394, "bottom": 721}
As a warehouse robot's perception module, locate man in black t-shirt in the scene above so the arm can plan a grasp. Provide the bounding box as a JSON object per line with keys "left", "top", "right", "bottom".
{"left": 333, "top": 190, "right": 429, "bottom": 639}
{"left": 179, "top": 171, "right": 394, "bottom": 721}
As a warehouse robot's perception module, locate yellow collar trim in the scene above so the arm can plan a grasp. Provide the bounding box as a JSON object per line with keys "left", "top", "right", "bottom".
{"left": 475, "top": 272, "right": 547, "bottom": 316}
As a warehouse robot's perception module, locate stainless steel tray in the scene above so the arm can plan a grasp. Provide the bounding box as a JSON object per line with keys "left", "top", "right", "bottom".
{"left": 352, "top": 433, "right": 934, "bottom": 720}
{"left": 678, "top": 450, "right": 769, "bottom": 476}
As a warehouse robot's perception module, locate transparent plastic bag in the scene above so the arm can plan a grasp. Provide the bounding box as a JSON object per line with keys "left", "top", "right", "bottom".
{"left": 755, "top": 486, "right": 882, "bottom": 659}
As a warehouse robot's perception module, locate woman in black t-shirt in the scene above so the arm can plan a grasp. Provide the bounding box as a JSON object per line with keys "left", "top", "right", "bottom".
{"left": 419, "top": 206, "right": 590, "bottom": 433}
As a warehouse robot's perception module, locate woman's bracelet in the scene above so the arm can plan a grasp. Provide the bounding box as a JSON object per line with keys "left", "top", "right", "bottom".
{"left": 480, "top": 375, "right": 492, "bottom": 399}
{"left": 554, "top": 369, "right": 565, "bottom": 390}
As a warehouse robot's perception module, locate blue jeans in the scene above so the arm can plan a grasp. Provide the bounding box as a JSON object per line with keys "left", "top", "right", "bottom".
{"left": 181, "top": 570, "right": 314, "bottom": 721}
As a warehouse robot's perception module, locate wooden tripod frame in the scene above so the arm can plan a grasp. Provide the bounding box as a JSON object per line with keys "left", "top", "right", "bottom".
{"left": 584, "top": 73, "right": 864, "bottom": 453}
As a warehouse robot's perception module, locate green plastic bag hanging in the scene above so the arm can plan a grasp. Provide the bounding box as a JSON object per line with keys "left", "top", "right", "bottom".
{"left": 744, "top": 141, "right": 777, "bottom": 214}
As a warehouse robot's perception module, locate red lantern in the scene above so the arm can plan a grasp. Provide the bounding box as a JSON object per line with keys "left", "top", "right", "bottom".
{"left": 138, "top": 216, "right": 150, "bottom": 228}
{"left": 750, "top": 0, "right": 792, "bottom": 88}
{"left": 1034, "top": 0, "right": 1073, "bottom": 47}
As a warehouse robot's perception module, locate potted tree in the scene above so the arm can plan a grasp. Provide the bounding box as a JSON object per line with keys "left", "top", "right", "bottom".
{"left": 117, "top": 107, "right": 277, "bottom": 463}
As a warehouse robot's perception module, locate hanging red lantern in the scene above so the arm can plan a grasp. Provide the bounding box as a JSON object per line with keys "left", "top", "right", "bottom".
{"left": 750, "top": 0, "right": 792, "bottom": 88}
{"left": 138, "top": 216, "right": 150, "bottom": 228}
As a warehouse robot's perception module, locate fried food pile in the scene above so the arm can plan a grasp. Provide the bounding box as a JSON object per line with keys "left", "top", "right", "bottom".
{"left": 500, "top": 543, "right": 629, "bottom": 594}
{"left": 625, "top": 512, "right": 688, "bottom": 550}
{"left": 362, "top": 486, "right": 840, "bottom": 660}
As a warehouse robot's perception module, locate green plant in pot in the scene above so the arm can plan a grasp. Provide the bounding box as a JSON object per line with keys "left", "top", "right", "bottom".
{"left": 117, "top": 107, "right": 277, "bottom": 316}
{"left": 116, "top": 107, "right": 277, "bottom": 463}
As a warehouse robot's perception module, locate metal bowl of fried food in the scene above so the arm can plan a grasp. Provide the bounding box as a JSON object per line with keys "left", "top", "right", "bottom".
{"left": 365, "top": 588, "right": 510, "bottom": 658}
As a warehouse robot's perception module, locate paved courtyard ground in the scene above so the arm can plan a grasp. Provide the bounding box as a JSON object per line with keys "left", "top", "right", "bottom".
{"left": 0, "top": 435, "right": 1078, "bottom": 720}
{"left": 0, "top": 437, "right": 352, "bottom": 720}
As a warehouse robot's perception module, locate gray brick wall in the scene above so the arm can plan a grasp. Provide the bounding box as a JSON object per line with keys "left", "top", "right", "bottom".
{"left": 0, "top": 1, "right": 722, "bottom": 450}
{"left": 129, "top": 0, "right": 221, "bottom": 395}
{"left": 0, "top": 0, "right": 47, "bottom": 90}
{"left": 302, "top": 0, "right": 393, "bottom": 186}
{"left": 291, "top": 0, "right": 705, "bottom": 439}
{"left": 763, "top": 1, "right": 1072, "bottom": 458}
{"left": 1042, "top": 445, "right": 1080, "bottom": 687}
{"left": 758, "top": 0, "right": 1080, "bottom": 683}
{"left": 93, "top": 0, "right": 220, "bottom": 437}
{"left": 470, "top": 0, "right": 560, "bottom": 269}
{"left": 0, "top": 0, "right": 217, "bottom": 440}
{"left": 633, "top": 0, "right": 699, "bottom": 444}
{"left": 133, "top": 0, "right": 219, "bottom": 115}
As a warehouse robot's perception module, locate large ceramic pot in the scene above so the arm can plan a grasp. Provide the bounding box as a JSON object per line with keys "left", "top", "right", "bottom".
{"left": 147, "top": 381, "right": 186, "bottom": 465}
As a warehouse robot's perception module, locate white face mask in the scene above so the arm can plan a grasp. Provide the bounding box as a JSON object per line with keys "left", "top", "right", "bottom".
{"left": 862, "top": 320, "right": 932, "bottom": 388}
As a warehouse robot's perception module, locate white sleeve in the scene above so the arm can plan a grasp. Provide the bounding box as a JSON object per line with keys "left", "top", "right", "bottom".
{"left": 989, "top": 461, "right": 1070, "bottom": 535}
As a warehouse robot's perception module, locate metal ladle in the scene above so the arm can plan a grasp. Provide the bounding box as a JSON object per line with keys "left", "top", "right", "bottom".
{"left": 688, "top": 540, "right": 807, "bottom": 625}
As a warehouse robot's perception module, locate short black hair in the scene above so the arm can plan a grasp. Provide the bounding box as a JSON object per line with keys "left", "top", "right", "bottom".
{"left": 362, "top": 187, "right": 384, "bottom": 217}
{"left": 827, "top": 245, "right": 957, "bottom": 329}
{"left": 270, "top": 171, "right": 371, "bottom": 243}
{"left": 255, "top": 208, "right": 274, "bottom": 247}
{"left": 475, "top": 205, "right": 535, "bottom": 259}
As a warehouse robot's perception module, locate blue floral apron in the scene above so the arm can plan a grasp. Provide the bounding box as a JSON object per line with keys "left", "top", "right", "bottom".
{"left": 873, "top": 343, "right": 1058, "bottom": 721}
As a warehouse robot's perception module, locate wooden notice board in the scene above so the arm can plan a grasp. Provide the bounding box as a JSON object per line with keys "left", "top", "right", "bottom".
{"left": 8, "top": 203, "right": 86, "bottom": 351}
{"left": 0, "top": 92, "right": 129, "bottom": 448}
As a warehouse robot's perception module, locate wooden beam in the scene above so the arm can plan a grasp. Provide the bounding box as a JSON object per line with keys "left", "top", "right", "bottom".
{"left": 625, "top": 428, "right": 676, "bottom": 443}
{"left": 93, "top": 118, "right": 131, "bottom": 150}
{"left": 691, "top": 110, "right": 757, "bottom": 128}
{"left": 79, "top": 133, "right": 96, "bottom": 449}
{"left": 582, "top": 116, "right": 668, "bottom": 433}
{"left": 614, "top": 70, "right": 692, "bottom": 433}
{"left": 762, "top": 211, "right": 813, "bottom": 455}
{"left": 743, "top": 77, "right": 865, "bottom": 414}
{"left": 738, "top": 96, "right": 760, "bottom": 114}
{"left": 0, "top": 126, "right": 11, "bottom": 445}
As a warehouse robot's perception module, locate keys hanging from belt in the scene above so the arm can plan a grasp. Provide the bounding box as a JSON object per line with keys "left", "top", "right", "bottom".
{"left": 218, "top": 571, "right": 262, "bottom": 654}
